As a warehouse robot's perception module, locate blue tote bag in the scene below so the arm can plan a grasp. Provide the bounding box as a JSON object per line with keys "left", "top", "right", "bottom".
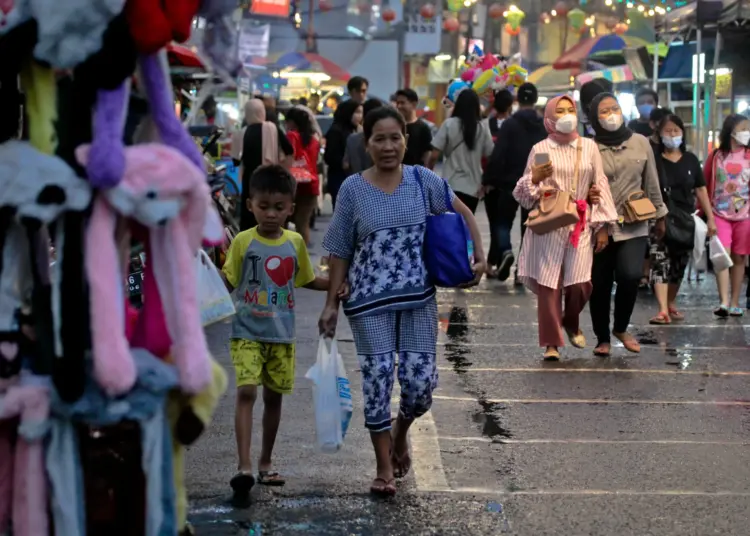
{"left": 413, "top": 166, "right": 474, "bottom": 288}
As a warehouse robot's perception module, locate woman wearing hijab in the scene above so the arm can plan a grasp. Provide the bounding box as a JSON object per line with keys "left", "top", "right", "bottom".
{"left": 238, "top": 99, "right": 294, "bottom": 230}
{"left": 588, "top": 93, "right": 667, "bottom": 356}
{"left": 513, "top": 95, "right": 618, "bottom": 360}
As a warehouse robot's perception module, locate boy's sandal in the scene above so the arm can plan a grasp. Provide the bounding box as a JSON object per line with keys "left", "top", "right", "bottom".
{"left": 593, "top": 343, "right": 611, "bottom": 357}
{"left": 613, "top": 332, "right": 640, "bottom": 353}
{"left": 370, "top": 477, "right": 397, "bottom": 497}
{"left": 230, "top": 472, "right": 255, "bottom": 507}
{"left": 729, "top": 307, "right": 745, "bottom": 317}
{"left": 257, "top": 471, "right": 286, "bottom": 486}
{"left": 649, "top": 312, "right": 671, "bottom": 325}
{"left": 668, "top": 307, "right": 684, "bottom": 321}
{"left": 543, "top": 347, "right": 560, "bottom": 361}
{"left": 714, "top": 305, "right": 729, "bottom": 318}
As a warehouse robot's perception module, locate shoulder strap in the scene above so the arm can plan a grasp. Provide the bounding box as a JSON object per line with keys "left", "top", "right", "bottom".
{"left": 413, "top": 166, "right": 428, "bottom": 212}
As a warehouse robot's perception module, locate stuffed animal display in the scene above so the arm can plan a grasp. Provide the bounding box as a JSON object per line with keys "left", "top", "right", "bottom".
{"left": 443, "top": 45, "right": 529, "bottom": 105}
{"left": 0, "top": 2, "right": 234, "bottom": 535}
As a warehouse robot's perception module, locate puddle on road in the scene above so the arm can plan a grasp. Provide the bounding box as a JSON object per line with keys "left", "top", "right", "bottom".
{"left": 634, "top": 328, "right": 660, "bottom": 345}
{"left": 473, "top": 400, "right": 513, "bottom": 439}
{"left": 543, "top": 356, "right": 631, "bottom": 370}
{"left": 665, "top": 347, "right": 693, "bottom": 370}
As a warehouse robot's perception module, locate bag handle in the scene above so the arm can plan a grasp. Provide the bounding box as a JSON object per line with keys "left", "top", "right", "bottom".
{"left": 413, "top": 166, "right": 452, "bottom": 214}
{"left": 571, "top": 137, "right": 582, "bottom": 194}
{"left": 413, "top": 165, "right": 430, "bottom": 214}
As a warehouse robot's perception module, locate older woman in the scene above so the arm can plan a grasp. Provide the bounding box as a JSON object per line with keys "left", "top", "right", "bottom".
{"left": 319, "top": 107, "right": 485, "bottom": 496}
{"left": 513, "top": 95, "right": 618, "bottom": 361}
{"left": 588, "top": 93, "right": 667, "bottom": 356}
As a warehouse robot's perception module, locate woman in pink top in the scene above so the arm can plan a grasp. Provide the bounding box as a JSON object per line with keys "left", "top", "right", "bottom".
{"left": 285, "top": 107, "right": 321, "bottom": 246}
{"left": 513, "top": 95, "right": 618, "bottom": 360}
{"left": 703, "top": 114, "right": 750, "bottom": 317}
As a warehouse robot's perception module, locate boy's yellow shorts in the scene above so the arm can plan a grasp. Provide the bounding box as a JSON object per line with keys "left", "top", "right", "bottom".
{"left": 230, "top": 339, "right": 295, "bottom": 394}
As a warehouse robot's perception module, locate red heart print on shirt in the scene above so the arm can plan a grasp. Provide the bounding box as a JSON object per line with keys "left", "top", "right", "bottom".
{"left": 0, "top": 0, "right": 14, "bottom": 15}
{"left": 265, "top": 256, "right": 295, "bottom": 287}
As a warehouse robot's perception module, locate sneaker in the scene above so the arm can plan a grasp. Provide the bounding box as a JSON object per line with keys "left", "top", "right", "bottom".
{"left": 714, "top": 305, "right": 729, "bottom": 318}
{"left": 497, "top": 251, "right": 514, "bottom": 282}
{"left": 729, "top": 307, "right": 745, "bottom": 317}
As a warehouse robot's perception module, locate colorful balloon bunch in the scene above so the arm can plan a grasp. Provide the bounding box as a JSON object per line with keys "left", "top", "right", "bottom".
{"left": 443, "top": 46, "right": 529, "bottom": 107}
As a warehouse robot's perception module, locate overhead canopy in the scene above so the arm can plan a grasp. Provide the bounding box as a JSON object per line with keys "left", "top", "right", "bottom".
{"left": 528, "top": 65, "right": 576, "bottom": 90}
{"left": 661, "top": 0, "right": 750, "bottom": 32}
{"left": 553, "top": 34, "right": 652, "bottom": 70}
{"left": 252, "top": 52, "right": 351, "bottom": 82}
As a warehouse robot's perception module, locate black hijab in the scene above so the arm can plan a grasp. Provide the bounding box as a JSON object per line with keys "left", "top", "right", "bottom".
{"left": 589, "top": 92, "right": 633, "bottom": 147}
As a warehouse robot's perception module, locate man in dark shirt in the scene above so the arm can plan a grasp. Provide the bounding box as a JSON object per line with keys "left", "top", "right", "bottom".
{"left": 395, "top": 88, "right": 433, "bottom": 167}
{"left": 628, "top": 87, "right": 659, "bottom": 137}
{"left": 482, "top": 82, "right": 547, "bottom": 282}
{"left": 347, "top": 76, "right": 369, "bottom": 104}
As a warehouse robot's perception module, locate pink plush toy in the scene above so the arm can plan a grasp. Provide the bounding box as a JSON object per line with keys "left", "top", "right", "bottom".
{"left": 77, "top": 143, "right": 213, "bottom": 396}
{"left": 0, "top": 382, "right": 50, "bottom": 536}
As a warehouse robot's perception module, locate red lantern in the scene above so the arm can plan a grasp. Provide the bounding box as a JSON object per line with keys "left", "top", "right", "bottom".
{"left": 382, "top": 6, "right": 396, "bottom": 22}
{"left": 613, "top": 22, "right": 628, "bottom": 35}
{"left": 553, "top": 1, "right": 569, "bottom": 16}
{"left": 488, "top": 3, "right": 504, "bottom": 19}
{"left": 420, "top": 3, "right": 436, "bottom": 19}
{"left": 358, "top": 1, "right": 370, "bottom": 14}
{"left": 443, "top": 16, "right": 460, "bottom": 32}
{"left": 319, "top": 0, "right": 332, "bottom": 12}
{"left": 504, "top": 22, "right": 521, "bottom": 36}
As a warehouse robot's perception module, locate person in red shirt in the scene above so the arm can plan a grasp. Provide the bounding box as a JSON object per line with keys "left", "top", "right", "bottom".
{"left": 284, "top": 106, "right": 321, "bottom": 245}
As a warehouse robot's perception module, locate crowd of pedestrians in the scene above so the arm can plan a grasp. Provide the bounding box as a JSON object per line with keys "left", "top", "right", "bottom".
{"left": 224, "top": 74, "right": 750, "bottom": 501}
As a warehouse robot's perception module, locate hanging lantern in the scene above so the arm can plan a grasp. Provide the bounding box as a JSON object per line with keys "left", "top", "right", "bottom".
{"left": 613, "top": 21, "right": 628, "bottom": 34}
{"left": 567, "top": 8, "right": 586, "bottom": 33}
{"left": 443, "top": 16, "right": 460, "bottom": 32}
{"left": 319, "top": 0, "right": 332, "bottom": 11}
{"left": 504, "top": 6, "right": 525, "bottom": 35}
{"left": 446, "top": 0, "right": 463, "bottom": 12}
{"left": 605, "top": 18, "right": 617, "bottom": 30}
{"left": 488, "top": 3, "right": 505, "bottom": 20}
{"left": 504, "top": 22, "right": 522, "bottom": 36}
{"left": 554, "top": 1, "right": 569, "bottom": 17}
{"left": 382, "top": 6, "right": 396, "bottom": 22}
{"left": 539, "top": 11, "right": 551, "bottom": 23}
{"left": 420, "top": 2, "right": 436, "bottom": 19}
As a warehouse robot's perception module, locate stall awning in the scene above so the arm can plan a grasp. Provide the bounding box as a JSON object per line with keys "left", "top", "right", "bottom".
{"left": 662, "top": 0, "right": 750, "bottom": 32}
{"left": 553, "top": 34, "right": 651, "bottom": 70}
{"left": 658, "top": 42, "right": 716, "bottom": 80}
{"left": 252, "top": 52, "right": 351, "bottom": 82}
{"left": 576, "top": 65, "right": 634, "bottom": 86}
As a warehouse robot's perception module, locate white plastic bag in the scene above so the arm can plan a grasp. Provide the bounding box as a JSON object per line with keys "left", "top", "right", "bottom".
{"left": 709, "top": 235, "right": 733, "bottom": 272}
{"left": 305, "top": 337, "right": 353, "bottom": 453}
{"left": 692, "top": 213, "right": 707, "bottom": 266}
{"left": 196, "top": 250, "right": 236, "bottom": 326}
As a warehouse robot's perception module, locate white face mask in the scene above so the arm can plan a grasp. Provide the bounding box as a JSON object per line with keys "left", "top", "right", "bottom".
{"left": 556, "top": 114, "right": 577, "bottom": 134}
{"left": 662, "top": 135, "right": 682, "bottom": 149}
{"left": 733, "top": 130, "right": 750, "bottom": 146}
{"left": 601, "top": 114, "right": 623, "bottom": 132}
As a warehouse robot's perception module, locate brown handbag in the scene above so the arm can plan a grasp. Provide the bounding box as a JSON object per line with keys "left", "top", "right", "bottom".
{"left": 622, "top": 190, "right": 657, "bottom": 223}
{"left": 525, "top": 139, "right": 583, "bottom": 235}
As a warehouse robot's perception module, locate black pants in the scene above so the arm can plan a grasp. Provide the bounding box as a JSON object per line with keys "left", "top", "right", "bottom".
{"left": 590, "top": 236, "right": 649, "bottom": 344}
{"left": 455, "top": 191, "right": 479, "bottom": 213}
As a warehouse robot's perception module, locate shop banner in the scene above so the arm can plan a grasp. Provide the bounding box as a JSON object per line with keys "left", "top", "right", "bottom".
{"left": 249, "top": 0, "right": 290, "bottom": 18}
{"left": 238, "top": 22, "right": 270, "bottom": 64}
{"left": 404, "top": 0, "right": 442, "bottom": 55}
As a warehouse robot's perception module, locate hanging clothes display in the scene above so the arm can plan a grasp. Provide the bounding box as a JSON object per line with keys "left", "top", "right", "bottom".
{"left": 0, "top": 1, "right": 238, "bottom": 534}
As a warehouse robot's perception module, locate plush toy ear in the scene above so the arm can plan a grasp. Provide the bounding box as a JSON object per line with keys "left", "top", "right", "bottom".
{"left": 164, "top": 0, "right": 201, "bottom": 43}
{"left": 86, "top": 83, "right": 129, "bottom": 188}
{"left": 126, "top": 0, "right": 173, "bottom": 54}
{"left": 19, "top": 59, "right": 57, "bottom": 155}
{"left": 74, "top": 144, "right": 92, "bottom": 167}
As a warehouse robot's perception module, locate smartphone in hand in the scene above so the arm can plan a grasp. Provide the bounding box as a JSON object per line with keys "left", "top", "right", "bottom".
{"left": 534, "top": 153, "right": 550, "bottom": 166}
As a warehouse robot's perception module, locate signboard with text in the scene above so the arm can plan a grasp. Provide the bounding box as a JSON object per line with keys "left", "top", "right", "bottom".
{"left": 404, "top": 1, "right": 442, "bottom": 55}
{"left": 250, "top": 0, "right": 290, "bottom": 18}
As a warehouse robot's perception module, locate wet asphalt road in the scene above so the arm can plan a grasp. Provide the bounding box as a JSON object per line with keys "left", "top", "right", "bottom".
{"left": 185, "top": 208, "right": 750, "bottom": 536}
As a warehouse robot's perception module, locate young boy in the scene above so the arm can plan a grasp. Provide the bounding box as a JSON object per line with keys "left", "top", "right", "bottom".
{"left": 221, "top": 164, "right": 330, "bottom": 506}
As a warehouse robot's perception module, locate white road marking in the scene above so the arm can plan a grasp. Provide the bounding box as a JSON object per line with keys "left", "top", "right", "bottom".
{"left": 409, "top": 410, "right": 451, "bottom": 492}
{"left": 435, "top": 367, "right": 750, "bottom": 376}
{"left": 442, "top": 488, "right": 750, "bottom": 497}
{"left": 434, "top": 341, "right": 749, "bottom": 351}
{"left": 438, "top": 436, "right": 750, "bottom": 446}
{"left": 438, "top": 322, "right": 749, "bottom": 329}
{"left": 431, "top": 395, "right": 750, "bottom": 406}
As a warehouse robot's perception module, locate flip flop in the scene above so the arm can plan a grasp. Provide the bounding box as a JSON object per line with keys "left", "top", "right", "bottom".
{"left": 593, "top": 343, "right": 611, "bottom": 357}
{"left": 370, "top": 477, "right": 397, "bottom": 497}
{"left": 649, "top": 312, "right": 671, "bottom": 325}
{"left": 230, "top": 472, "right": 255, "bottom": 507}
{"left": 257, "top": 470, "right": 286, "bottom": 486}
{"left": 613, "top": 332, "right": 640, "bottom": 353}
{"left": 668, "top": 307, "right": 684, "bottom": 321}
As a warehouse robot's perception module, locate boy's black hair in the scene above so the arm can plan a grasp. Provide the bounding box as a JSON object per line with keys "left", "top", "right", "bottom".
{"left": 649, "top": 106, "right": 672, "bottom": 124}
{"left": 493, "top": 89, "right": 514, "bottom": 114}
{"left": 395, "top": 88, "right": 419, "bottom": 103}
{"left": 248, "top": 164, "right": 297, "bottom": 198}
{"left": 636, "top": 87, "right": 659, "bottom": 104}
{"left": 347, "top": 76, "right": 369, "bottom": 93}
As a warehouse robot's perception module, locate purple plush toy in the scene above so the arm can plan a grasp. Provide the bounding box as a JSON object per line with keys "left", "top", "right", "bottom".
{"left": 86, "top": 83, "right": 129, "bottom": 189}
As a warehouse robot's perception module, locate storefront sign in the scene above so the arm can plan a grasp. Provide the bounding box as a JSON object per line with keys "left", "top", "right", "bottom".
{"left": 238, "top": 22, "right": 270, "bottom": 64}
{"left": 249, "top": 0, "right": 290, "bottom": 18}
{"left": 404, "top": 1, "right": 442, "bottom": 54}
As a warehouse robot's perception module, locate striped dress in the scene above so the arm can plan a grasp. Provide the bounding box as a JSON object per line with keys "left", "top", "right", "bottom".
{"left": 513, "top": 137, "right": 618, "bottom": 292}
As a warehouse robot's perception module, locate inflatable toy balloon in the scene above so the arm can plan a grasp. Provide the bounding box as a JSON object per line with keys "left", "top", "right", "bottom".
{"left": 446, "top": 79, "right": 469, "bottom": 103}
{"left": 473, "top": 69, "right": 502, "bottom": 96}
{"left": 505, "top": 64, "right": 528, "bottom": 87}
{"left": 479, "top": 54, "right": 499, "bottom": 71}
{"left": 460, "top": 68, "right": 479, "bottom": 83}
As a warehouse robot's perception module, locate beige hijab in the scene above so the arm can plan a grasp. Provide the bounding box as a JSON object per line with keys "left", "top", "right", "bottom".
{"left": 245, "top": 99, "right": 279, "bottom": 165}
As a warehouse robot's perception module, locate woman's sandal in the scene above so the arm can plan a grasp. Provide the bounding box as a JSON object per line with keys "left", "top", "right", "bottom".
{"left": 668, "top": 307, "right": 684, "bottom": 321}
{"left": 593, "top": 343, "right": 611, "bottom": 357}
{"left": 543, "top": 347, "right": 560, "bottom": 361}
{"left": 370, "top": 477, "right": 397, "bottom": 497}
{"left": 257, "top": 470, "right": 286, "bottom": 486}
{"left": 613, "top": 332, "right": 640, "bottom": 353}
{"left": 649, "top": 312, "right": 671, "bottom": 325}
{"left": 565, "top": 329, "right": 586, "bottom": 349}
